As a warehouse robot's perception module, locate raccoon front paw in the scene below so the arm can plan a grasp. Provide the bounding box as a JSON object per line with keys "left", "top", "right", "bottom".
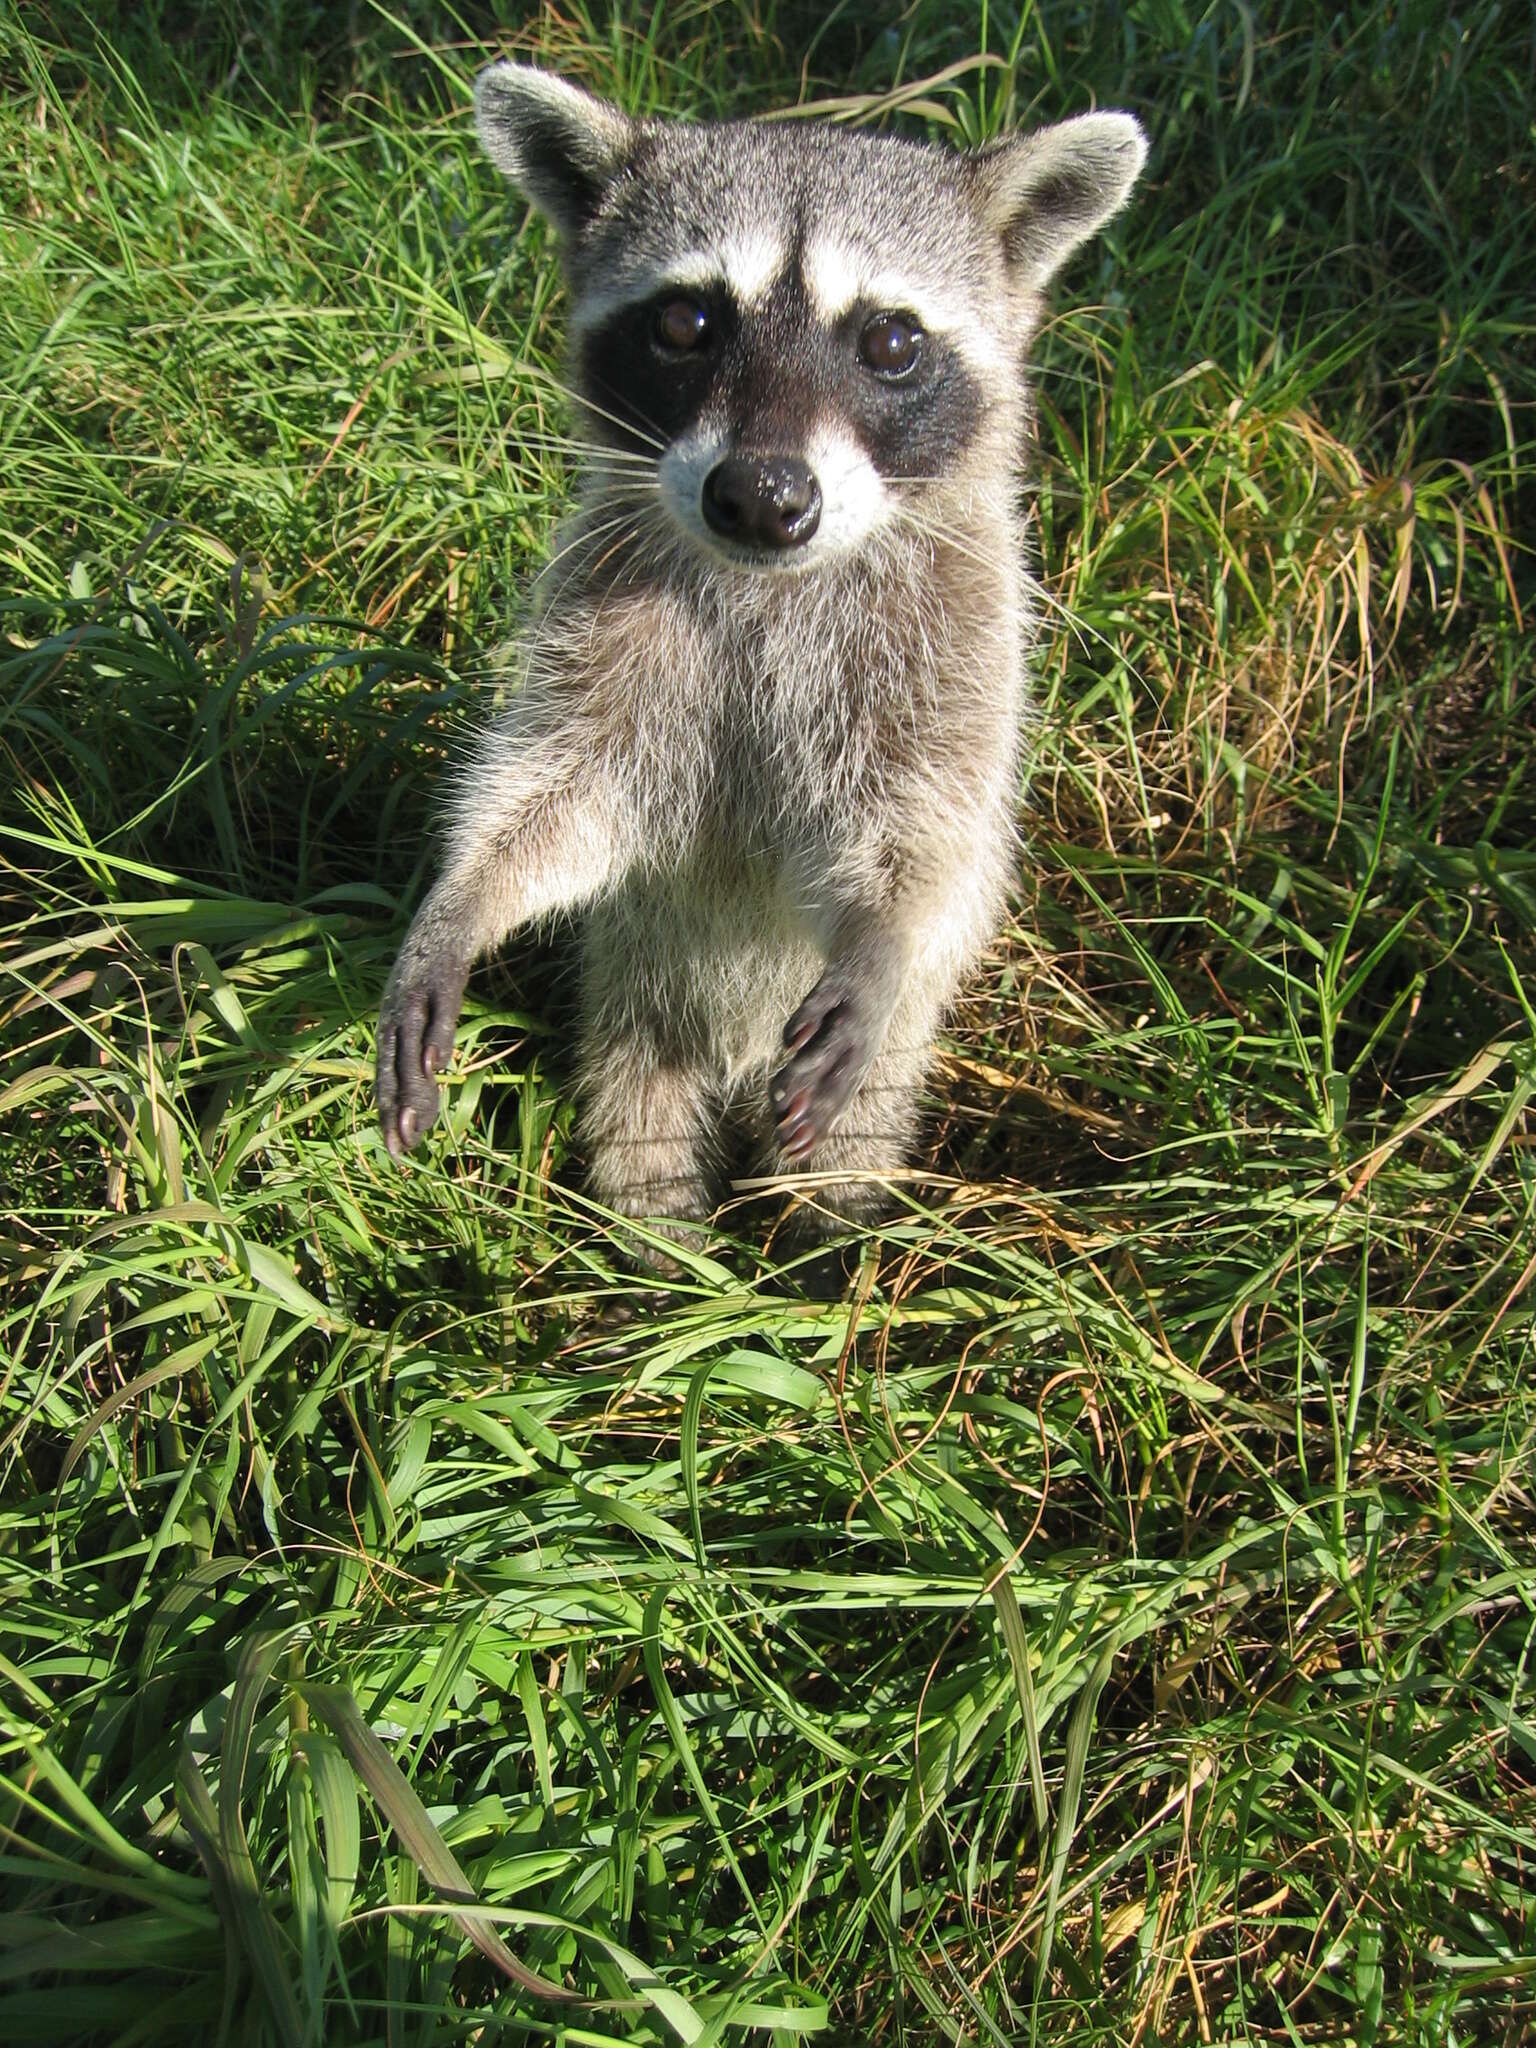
{"left": 376, "top": 960, "right": 467, "bottom": 1158}
{"left": 770, "top": 976, "right": 872, "bottom": 1162}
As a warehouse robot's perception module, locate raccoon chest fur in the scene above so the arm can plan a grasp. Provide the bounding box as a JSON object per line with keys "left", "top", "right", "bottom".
{"left": 561, "top": 543, "right": 997, "bottom": 877}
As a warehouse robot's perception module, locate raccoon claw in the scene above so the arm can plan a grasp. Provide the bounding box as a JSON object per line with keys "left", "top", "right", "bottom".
{"left": 770, "top": 978, "right": 871, "bottom": 1162}
{"left": 377, "top": 963, "right": 466, "bottom": 1158}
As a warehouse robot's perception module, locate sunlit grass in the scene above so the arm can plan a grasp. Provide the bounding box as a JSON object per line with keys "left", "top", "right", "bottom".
{"left": 2, "top": 2, "right": 1533, "bottom": 2042}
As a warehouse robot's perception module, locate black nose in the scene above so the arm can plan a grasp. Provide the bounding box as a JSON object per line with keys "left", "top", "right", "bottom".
{"left": 701, "top": 455, "right": 822, "bottom": 550}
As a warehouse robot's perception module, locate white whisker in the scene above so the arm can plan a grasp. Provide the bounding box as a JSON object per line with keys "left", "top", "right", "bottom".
{"left": 519, "top": 364, "right": 671, "bottom": 455}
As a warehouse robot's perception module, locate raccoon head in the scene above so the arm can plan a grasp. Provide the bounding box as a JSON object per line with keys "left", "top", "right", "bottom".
{"left": 476, "top": 65, "right": 1146, "bottom": 575}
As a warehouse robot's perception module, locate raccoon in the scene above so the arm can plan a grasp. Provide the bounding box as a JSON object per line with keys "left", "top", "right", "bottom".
{"left": 376, "top": 63, "right": 1145, "bottom": 1258}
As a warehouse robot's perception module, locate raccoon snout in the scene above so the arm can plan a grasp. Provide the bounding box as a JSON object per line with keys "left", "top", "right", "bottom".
{"left": 701, "top": 455, "right": 822, "bottom": 551}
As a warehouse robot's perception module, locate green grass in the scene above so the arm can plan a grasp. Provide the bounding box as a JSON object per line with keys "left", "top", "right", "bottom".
{"left": 2, "top": 1, "right": 1534, "bottom": 2041}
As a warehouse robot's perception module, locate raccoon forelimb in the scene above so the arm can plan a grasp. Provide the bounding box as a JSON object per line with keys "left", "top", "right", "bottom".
{"left": 768, "top": 897, "right": 913, "bottom": 1158}
{"left": 771, "top": 970, "right": 879, "bottom": 1162}
{"left": 377, "top": 744, "right": 637, "bottom": 1156}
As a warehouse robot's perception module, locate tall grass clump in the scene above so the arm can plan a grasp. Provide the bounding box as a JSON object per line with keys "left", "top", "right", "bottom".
{"left": 2, "top": 2, "right": 1533, "bottom": 2042}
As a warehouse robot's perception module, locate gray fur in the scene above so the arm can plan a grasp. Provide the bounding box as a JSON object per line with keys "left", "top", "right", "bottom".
{"left": 376, "top": 65, "right": 1146, "bottom": 1255}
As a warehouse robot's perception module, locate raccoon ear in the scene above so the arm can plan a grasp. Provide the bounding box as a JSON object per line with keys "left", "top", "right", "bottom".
{"left": 474, "top": 63, "right": 636, "bottom": 238}
{"left": 968, "top": 113, "right": 1147, "bottom": 286}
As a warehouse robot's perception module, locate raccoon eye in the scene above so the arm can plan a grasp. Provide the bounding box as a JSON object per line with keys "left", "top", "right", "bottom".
{"left": 654, "top": 297, "right": 711, "bottom": 353}
{"left": 860, "top": 311, "right": 922, "bottom": 379}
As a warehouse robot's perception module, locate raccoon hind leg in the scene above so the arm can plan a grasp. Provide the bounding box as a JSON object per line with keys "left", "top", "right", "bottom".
{"left": 579, "top": 926, "right": 724, "bottom": 1270}
{"left": 581, "top": 1037, "right": 724, "bottom": 1252}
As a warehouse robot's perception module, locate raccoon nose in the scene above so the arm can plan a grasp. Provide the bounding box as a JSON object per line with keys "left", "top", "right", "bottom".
{"left": 701, "top": 455, "right": 822, "bottom": 550}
